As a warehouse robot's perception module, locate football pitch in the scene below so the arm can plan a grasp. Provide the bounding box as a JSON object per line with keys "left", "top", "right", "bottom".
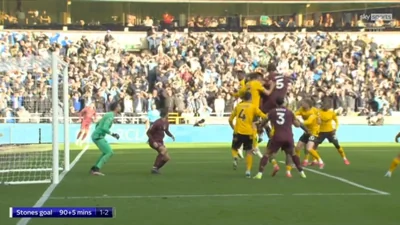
{"left": 2, "top": 143, "right": 400, "bottom": 225}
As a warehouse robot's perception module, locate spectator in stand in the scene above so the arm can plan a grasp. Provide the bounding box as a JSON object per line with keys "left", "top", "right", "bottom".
{"left": 0, "top": 28, "right": 399, "bottom": 125}
{"left": 143, "top": 16, "right": 154, "bottom": 27}
{"left": 146, "top": 104, "right": 160, "bottom": 129}
{"left": 214, "top": 94, "right": 225, "bottom": 117}
{"left": 162, "top": 12, "right": 174, "bottom": 29}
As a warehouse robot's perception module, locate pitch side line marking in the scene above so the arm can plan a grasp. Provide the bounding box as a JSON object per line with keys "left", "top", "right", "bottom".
{"left": 279, "top": 161, "right": 390, "bottom": 195}
{"left": 16, "top": 147, "right": 89, "bottom": 225}
{"left": 48, "top": 192, "right": 384, "bottom": 200}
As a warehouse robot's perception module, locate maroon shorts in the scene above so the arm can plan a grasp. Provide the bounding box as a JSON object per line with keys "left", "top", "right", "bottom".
{"left": 149, "top": 141, "right": 165, "bottom": 151}
{"left": 268, "top": 138, "right": 294, "bottom": 155}
{"left": 81, "top": 122, "right": 91, "bottom": 130}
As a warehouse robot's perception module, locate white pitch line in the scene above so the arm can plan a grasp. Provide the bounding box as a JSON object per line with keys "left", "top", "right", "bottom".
{"left": 48, "top": 192, "right": 384, "bottom": 200}
{"left": 279, "top": 161, "right": 390, "bottom": 195}
{"left": 16, "top": 147, "right": 88, "bottom": 225}
{"left": 292, "top": 193, "right": 383, "bottom": 196}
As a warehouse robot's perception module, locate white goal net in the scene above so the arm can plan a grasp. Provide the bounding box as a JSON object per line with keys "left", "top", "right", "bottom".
{"left": 0, "top": 53, "right": 70, "bottom": 185}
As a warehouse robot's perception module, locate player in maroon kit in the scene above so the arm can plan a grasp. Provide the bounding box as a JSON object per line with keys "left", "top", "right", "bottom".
{"left": 253, "top": 97, "right": 307, "bottom": 179}
{"left": 258, "top": 63, "right": 293, "bottom": 174}
{"left": 261, "top": 69, "right": 291, "bottom": 114}
{"left": 146, "top": 110, "right": 175, "bottom": 174}
{"left": 76, "top": 103, "right": 97, "bottom": 146}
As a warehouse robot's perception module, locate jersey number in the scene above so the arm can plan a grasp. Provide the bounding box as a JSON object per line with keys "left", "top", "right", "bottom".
{"left": 277, "top": 112, "right": 285, "bottom": 125}
{"left": 276, "top": 75, "right": 284, "bottom": 89}
{"left": 239, "top": 109, "right": 246, "bottom": 121}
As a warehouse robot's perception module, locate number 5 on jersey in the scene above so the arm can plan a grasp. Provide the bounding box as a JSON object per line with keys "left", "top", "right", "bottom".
{"left": 275, "top": 75, "right": 284, "bottom": 89}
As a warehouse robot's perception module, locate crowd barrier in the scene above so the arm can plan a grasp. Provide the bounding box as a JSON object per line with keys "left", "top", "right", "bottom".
{"left": 0, "top": 124, "right": 397, "bottom": 145}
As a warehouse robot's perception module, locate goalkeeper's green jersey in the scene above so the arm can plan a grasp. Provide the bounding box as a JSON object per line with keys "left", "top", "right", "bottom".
{"left": 91, "top": 112, "right": 115, "bottom": 140}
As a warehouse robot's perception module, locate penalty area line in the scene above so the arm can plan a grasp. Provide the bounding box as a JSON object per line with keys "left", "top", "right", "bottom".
{"left": 16, "top": 147, "right": 89, "bottom": 225}
{"left": 49, "top": 192, "right": 384, "bottom": 200}
{"left": 278, "top": 161, "right": 390, "bottom": 195}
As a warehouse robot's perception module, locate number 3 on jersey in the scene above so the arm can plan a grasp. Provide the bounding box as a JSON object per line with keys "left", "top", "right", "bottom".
{"left": 275, "top": 75, "right": 284, "bottom": 89}
{"left": 239, "top": 109, "right": 246, "bottom": 121}
{"left": 277, "top": 112, "right": 285, "bottom": 125}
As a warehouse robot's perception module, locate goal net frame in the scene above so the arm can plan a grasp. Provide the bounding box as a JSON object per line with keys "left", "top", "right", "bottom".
{"left": 0, "top": 52, "right": 70, "bottom": 185}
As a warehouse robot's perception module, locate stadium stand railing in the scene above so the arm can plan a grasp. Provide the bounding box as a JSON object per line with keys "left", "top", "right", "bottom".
{"left": 2, "top": 113, "right": 400, "bottom": 125}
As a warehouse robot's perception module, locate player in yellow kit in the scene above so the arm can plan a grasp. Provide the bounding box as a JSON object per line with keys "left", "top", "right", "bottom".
{"left": 294, "top": 99, "right": 324, "bottom": 170}
{"left": 235, "top": 72, "right": 275, "bottom": 159}
{"left": 232, "top": 70, "right": 248, "bottom": 99}
{"left": 315, "top": 100, "right": 350, "bottom": 165}
{"left": 231, "top": 71, "right": 250, "bottom": 159}
{"left": 385, "top": 132, "right": 400, "bottom": 177}
{"left": 229, "top": 92, "right": 267, "bottom": 178}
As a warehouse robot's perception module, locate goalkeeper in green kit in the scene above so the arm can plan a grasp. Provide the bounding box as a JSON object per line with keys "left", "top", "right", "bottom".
{"left": 90, "top": 101, "right": 121, "bottom": 176}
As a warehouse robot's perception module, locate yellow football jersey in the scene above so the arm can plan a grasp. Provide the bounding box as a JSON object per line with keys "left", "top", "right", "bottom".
{"left": 295, "top": 107, "right": 320, "bottom": 136}
{"left": 229, "top": 102, "right": 267, "bottom": 135}
{"left": 318, "top": 109, "right": 338, "bottom": 132}
{"left": 238, "top": 80, "right": 265, "bottom": 109}
{"left": 232, "top": 79, "right": 247, "bottom": 98}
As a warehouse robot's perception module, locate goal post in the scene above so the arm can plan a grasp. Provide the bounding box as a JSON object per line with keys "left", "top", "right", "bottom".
{"left": 0, "top": 52, "right": 70, "bottom": 185}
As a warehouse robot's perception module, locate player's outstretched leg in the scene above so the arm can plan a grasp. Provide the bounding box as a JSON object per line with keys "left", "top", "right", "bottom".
{"left": 306, "top": 141, "right": 324, "bottom": 169}
{"left": 237, "top": 147, "right": 244, "bottom": 159}
{"left": 245, "top": 151, "right": 253, "bottom": 178}
{"left": 152, "top": 146, "right": 170, "bottom": 174}
{"left": 331, "top": 138, "right": 349, "bottom": 165}
{"left": 91, "top": 139, "right": 113, "bottom": 176}
{"left": 290, "top": 153, "right": 306, "bottom": 178}
{"left": 295, "top": 142, "right": 307, "bottom": 166}
{"left": 232, "top": 148, "right": 240, "bottom": 170}
{"left": 252, "top": 133, "right": 262, "bottom": 158}
{"left": 253, "top": 153, "right": 270, "bottom": 180}
{"left": 285, "top": 154, "right": 293, "bottom": 178}
{"left": 152, "top": 154, "right": 163, "bottom": 174}
{"left": 270, "top": 157, "right": 280, "bottom": 177}
{"left": 81, "top": 132, "right": 88, "bottom": 147}
{"left": 76, "top": 130, "right": 83, "bottom": 146}
{"left": 385, "top": 154, "right": 400, "bottom": 177}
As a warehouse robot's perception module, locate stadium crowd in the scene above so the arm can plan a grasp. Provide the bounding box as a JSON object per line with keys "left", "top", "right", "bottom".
{"left": 0, "top": 28, "right": 399, "bottom": 123}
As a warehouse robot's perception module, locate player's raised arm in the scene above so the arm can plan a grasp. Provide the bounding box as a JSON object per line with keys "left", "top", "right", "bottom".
{"left": 303, "top": 114, "right": 317, "bottom": 126}
{"left": 294, "top": 118, "right": 309, "bottom": 133}
{"left": 228, "top": 107, "right": 237, "bottom": 130}
{"left": 294, "top": 110, "right": 301, "bottom": 117}
{"left": 262, "top": 80, "right": 275, "bottom": 96}
{"left": 235, "top": 85, "right": 247, "bottom": 98}
{"left": 255, "top": 107, "right": 267, "bottom": 119}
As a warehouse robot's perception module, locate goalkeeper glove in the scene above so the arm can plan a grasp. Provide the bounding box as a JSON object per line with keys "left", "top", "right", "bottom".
{"left": 111, "top": 133, "right": 120, "bottom": 140}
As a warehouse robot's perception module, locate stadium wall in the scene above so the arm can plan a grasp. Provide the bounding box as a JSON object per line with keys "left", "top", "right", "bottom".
{"left": 0, "top": 124, "right": 397, "bottom": 144}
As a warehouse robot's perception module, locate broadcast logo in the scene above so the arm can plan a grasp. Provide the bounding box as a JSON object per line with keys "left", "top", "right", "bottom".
{"left": 360, "top": 13, "right": 393, "bottom": 21}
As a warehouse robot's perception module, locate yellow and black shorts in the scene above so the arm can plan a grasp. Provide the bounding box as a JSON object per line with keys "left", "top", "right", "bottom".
{"left": 232, "top": 133, "right": 253, "bottom": 151}
{"left": 317, "top": 131, "right": 337, "bottom": 144}
{"left": 298, "top": 133, "right": 318, "bottom": 143}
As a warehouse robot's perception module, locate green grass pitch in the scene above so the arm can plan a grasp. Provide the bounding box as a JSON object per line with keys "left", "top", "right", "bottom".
{"left": 2, "top": 143, "right": 400, "bottom": 225}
